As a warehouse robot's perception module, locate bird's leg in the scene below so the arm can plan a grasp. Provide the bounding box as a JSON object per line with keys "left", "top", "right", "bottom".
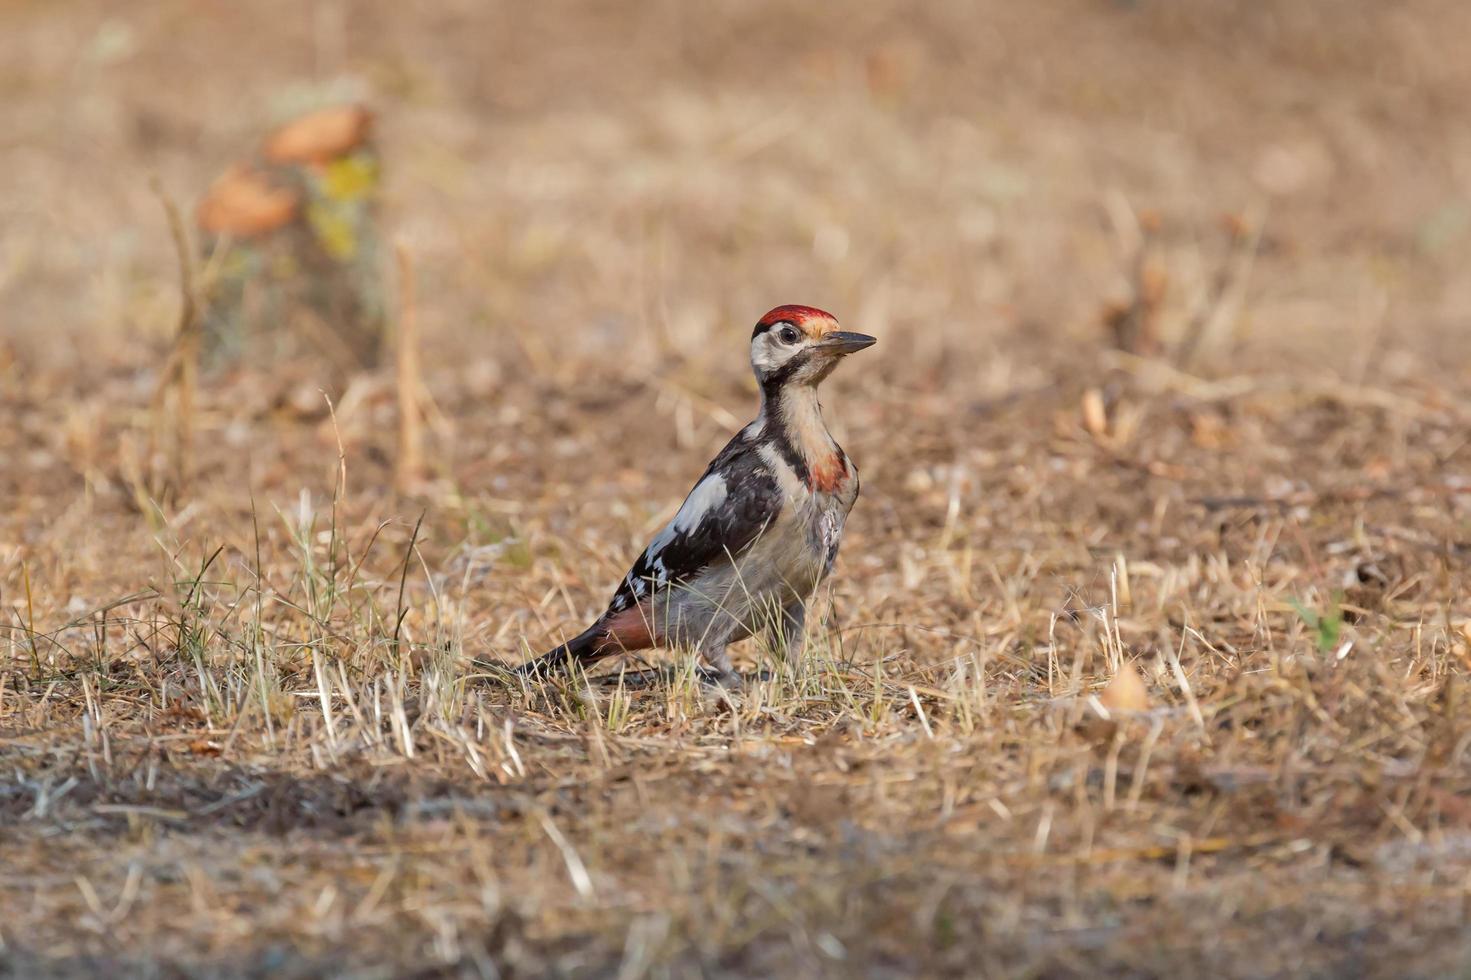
{"left": 697, "top": 641, "right": 742, "bottom": 687}
{"left": 765, "top": 599, "right": 808, "bottom": 663}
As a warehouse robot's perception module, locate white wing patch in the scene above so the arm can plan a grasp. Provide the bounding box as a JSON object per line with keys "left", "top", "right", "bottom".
{"left": 642, "top": 473, "right": 729, "bottom": 587}
{"left": 675, "top": 473, "right": 729, "bottom": 531}
{"left": 651, "top": 473, "right": 728, "bottom": 548}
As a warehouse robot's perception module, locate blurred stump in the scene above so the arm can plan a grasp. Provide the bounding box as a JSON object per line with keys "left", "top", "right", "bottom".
{"left": 196, "top": 105, "right": 385, "bottom": 380}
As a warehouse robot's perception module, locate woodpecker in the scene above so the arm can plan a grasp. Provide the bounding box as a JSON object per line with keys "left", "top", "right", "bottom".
{"left": 520, "top": 305, "right": 875, "bottom": 683}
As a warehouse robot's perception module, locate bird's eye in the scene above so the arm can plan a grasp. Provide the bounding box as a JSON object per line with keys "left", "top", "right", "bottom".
{"left": 778, "top": 326, "right": 801, "bottom": 345}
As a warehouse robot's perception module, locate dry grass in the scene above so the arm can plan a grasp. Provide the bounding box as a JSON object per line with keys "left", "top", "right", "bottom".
{"left": 4, "top": 1, "right": 1471, "bottom": 976}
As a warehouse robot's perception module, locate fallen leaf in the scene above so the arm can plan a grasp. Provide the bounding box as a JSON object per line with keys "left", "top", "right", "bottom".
{"left": 1081, "top": 388, "right": 1108, "bottom": 439}
{"left": 263, "top": 104, "right": 373, "bottom": 165}
{"left": 197, "top": 164, "right": 299, "bottom": 237}
{"left": 1100, "top": 660, "right": 1150, "bottom": 714}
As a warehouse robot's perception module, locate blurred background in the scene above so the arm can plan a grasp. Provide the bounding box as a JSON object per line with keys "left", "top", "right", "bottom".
{"left": 7, "top": 0, "right": 1471, "bottom": 381}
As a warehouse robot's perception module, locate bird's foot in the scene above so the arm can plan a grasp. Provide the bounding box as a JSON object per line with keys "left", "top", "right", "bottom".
{"left": 694, "top": 666, "right": 746, "bottom": 689}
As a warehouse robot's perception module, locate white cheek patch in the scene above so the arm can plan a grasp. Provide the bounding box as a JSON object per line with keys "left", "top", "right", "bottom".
{"left": 750, "top": 336, "right": 778, "bottom": 373}
{"left": 750, "top": 334, "right": 799, "bottom": 374}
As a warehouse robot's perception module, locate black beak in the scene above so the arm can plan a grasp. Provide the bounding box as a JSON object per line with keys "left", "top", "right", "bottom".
{"left": 817, "top": 331, "right": 877, "bottom": 355}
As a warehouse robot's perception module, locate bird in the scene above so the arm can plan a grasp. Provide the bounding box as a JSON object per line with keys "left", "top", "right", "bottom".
{"left": 518, "top": 304, "right": 875, "bottom": 684}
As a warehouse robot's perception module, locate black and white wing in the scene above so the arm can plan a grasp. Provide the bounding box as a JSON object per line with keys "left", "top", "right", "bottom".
{"left": 605, "top": 435, "right": 782, "bottom": 614}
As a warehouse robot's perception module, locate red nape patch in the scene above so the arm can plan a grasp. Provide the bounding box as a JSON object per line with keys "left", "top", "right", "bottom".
{"left": 758, "top": 304, "right": 839, "bottom": 332}
{"left": 809, "top": 454, "right": 848, "bottom": 493}
{"left": 595, "top": 605, "right": 657, "bottom": 654}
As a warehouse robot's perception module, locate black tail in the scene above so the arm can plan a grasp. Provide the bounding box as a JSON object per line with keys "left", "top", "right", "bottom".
{"left": 515, "top": 624, "right": 605, "bottom": 680}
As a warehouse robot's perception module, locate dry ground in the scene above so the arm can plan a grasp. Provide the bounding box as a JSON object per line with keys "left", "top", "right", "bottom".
{"left": 4, "top": 1, "right": 1471, "bottom": 976}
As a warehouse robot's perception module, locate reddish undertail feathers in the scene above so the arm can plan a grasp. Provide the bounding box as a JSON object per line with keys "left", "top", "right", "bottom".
{"left": 505, "top": 304, "right": 875, "bottom": 683}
